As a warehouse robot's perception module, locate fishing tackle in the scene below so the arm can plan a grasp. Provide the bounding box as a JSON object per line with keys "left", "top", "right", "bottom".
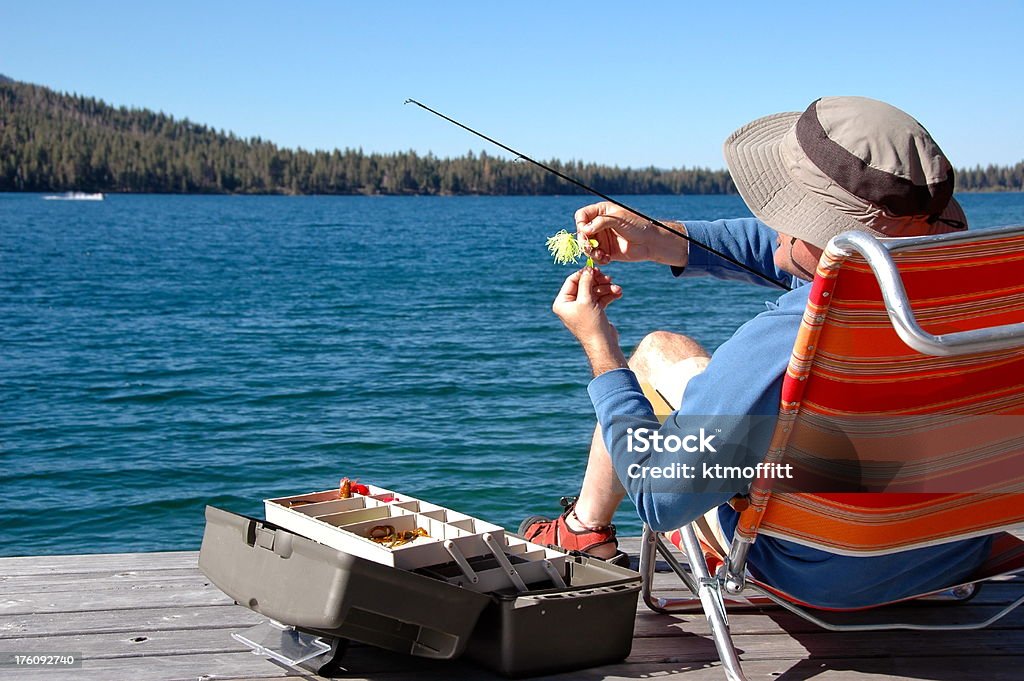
{"left": 547, "top": 229, "right": 597, "bottom": 267}
{"left": 405, "top": 99, "right": 792, "bottom": 292}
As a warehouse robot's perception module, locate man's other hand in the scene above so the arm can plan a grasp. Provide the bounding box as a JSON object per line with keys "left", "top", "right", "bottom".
{"left": 552, "top": 267, "right": 628, "bottom": 375}
{"left": 575, "top": 201, "right": 688, "bottom": 268}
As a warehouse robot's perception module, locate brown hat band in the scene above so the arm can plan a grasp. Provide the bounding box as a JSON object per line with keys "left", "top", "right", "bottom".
{"left": 794, "top": 99, "right": 954, "bottom": 220}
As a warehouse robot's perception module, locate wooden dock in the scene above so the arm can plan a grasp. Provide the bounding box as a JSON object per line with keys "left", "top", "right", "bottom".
{"left": 3, "top": 536, "right": 1023, "bottom": 680}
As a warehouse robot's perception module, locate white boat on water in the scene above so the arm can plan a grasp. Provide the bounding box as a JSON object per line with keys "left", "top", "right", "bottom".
{"left": 43, "top": 192, "right": 105, "bottom": 201}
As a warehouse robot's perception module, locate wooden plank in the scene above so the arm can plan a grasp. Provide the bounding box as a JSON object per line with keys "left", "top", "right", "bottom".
{"left": 6, "top": 596, "right": 1021, "bottom": 645}
{"left": 0, "top": 568, "right": 203, "bottom": 594}
{"left": 3, "top": 628, "right": 532, "bottom": 678}
{"left": 2, "top": 650, "right": 309, "bottom": 681}
{"left": 626, "top": 627, "right": 1024, "bottom": 662}
{"left": 631, "top": 604, "right": 1024, "bottom": 638}
{"left": 1, "top": 574, "right": 218, "bottom": 599}
{"left": 0, "top": 585, "right": 235, "bottom": 616}
{"left": 9, "top": 617, "right": 1024, "bottom": 666}
{"left": 2, "top": 628, "right": 463, "bottom": 672}
{"left": 0, "top": 551, "right": 199, "bottom": 575}
{"left": 4, "top": 626, "right": 259, "bottom": 660}
{"left": 0, "top": 604, "right": 261, "bottom": 639}
{"left": 6, "top": 598, "right": 1022, "bottom": 642}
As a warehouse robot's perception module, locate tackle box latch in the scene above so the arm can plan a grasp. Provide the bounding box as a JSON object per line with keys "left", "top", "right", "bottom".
{"left": 255, "top": 526, "right": 276, "bottom": 551}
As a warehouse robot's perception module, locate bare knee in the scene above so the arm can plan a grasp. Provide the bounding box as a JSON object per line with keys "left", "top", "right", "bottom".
{"left": 629, "top": 330, "right": 709, "bottom": 380}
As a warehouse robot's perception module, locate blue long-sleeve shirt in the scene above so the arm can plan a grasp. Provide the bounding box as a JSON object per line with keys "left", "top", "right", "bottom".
{"left": 587, "top": 218, "right": 991, "bottom": 608}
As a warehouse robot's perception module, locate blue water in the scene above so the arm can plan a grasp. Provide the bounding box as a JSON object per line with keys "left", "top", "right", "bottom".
{"left": 3, "top": 192, "right": 1023, "bottom": 556}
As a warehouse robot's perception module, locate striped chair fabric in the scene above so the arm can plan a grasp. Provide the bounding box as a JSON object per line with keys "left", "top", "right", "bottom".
{"left": 734, "top": 230, "right": 1024, "bottom": 558}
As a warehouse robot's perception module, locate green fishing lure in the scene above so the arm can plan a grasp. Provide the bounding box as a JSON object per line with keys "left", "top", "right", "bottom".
{"left": 546, "top": 230, "right": 599, "bottom": 268}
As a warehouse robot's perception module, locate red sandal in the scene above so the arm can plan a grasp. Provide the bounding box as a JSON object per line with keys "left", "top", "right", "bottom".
{"left": 518, "top": 497, "right": 630, "bottom": 567}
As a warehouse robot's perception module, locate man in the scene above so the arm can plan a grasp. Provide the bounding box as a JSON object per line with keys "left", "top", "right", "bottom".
{"left": 520, "top": 96, "right": 985, "bottom": 608}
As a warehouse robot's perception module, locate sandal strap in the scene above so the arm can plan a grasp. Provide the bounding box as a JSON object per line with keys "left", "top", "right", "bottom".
{"left": 561, "top": 496, "right": 613, "bottom": 533}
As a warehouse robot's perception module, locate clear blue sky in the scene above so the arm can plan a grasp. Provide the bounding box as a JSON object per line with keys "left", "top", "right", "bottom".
{"left": 3, "top": 1, "right": 1022, "bottom": 170}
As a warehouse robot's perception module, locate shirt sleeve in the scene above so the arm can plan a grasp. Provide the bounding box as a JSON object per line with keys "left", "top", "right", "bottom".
{"left": 588, "top": 289, "right": 806, "bottom": 532}
{"left": 671, "top": 218, "right": 794, "bottom": 288}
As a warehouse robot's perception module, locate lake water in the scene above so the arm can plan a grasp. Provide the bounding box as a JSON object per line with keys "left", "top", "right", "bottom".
{"left": 3, "top": 192, "right": 1023, "bottom": 556}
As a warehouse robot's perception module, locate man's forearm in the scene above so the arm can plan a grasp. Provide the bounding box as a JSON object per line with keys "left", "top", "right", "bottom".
{"left": 582, "top": 339, "right": 629, "bottom": 377}
{"left": 652, "top": 220, "right": 690, "bottom": 268}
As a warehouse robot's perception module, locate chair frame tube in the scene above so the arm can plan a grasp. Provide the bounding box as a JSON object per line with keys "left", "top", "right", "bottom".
{"left": 828, "top": 226, "right": 1024, "bottom": 357}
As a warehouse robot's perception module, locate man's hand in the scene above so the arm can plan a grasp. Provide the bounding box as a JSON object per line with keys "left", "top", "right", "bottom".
{"left": 552, "top": 267, "right": 628, "bottom": 376}
{"left": 575, "top": 201, "right": 688, "bottom": 268}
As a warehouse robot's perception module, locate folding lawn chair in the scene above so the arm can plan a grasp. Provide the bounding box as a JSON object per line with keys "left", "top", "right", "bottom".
{"left": 638, "top": 225, "right": 1024, "bottom": 681}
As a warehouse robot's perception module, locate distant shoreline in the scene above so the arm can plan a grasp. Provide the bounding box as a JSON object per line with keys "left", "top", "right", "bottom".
{"left": 4, "top": 78, "right": 1021, "bottom": 196}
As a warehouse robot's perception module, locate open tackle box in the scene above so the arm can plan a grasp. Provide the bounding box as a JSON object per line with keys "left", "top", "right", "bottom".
{"left": 199, "top": 483, "right": 642, "bottom": 678}
{"left": 262, "top": 484, "right": 569, "bottom": 589}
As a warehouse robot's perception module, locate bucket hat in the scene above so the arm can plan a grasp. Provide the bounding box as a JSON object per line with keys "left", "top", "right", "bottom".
{"left": 724, "top": 96, "right": 967, "bottom": 249}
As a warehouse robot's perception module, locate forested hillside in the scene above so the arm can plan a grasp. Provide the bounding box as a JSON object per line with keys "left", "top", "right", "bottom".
{"left": 1, "top": 77, "right": 1020, "bottom": 195}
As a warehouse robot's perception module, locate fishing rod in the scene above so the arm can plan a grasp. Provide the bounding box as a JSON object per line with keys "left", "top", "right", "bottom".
{"left": 404, "top": 98, "right": 792, "bottom": 292}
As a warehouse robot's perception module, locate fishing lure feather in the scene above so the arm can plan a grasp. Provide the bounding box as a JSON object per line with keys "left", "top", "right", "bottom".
{"left": 546, "top": 230, "right": 598, "bottom": 267}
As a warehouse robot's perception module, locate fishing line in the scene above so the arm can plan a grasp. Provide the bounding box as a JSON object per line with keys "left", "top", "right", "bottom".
{"left": 405, "top": 98, "right": 792, "bottom": 292}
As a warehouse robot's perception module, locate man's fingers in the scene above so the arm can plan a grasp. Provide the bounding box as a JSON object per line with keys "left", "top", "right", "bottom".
{"left": 576, "top": 267, "right": 595, "bottom": 304}
{"left": 591, "top": 283, "right": 621, "bottom": 297}
{"left": 555, "top": 269, "right": 583, "bottom": 301}
{"left": 597, "top": 281, "right": 623, "bottom": 304}
{"left": 579, "top": 214, "right": 624, "bottom": 238}
{"left": 596, "top": 288, "right": 623, "bottom": 309}
{"left": 555, "top": 266, "right": 617, "bottom": 314}
{"left": 574, "top": 201, "right": 611, "bottom": 229}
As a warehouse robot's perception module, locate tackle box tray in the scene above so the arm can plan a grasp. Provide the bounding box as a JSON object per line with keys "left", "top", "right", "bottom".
{"left": 264, "top": 485, "right": 516, "bottom": 571}
{"left": 200, "top": 501, "right": 641, "bottom": 676}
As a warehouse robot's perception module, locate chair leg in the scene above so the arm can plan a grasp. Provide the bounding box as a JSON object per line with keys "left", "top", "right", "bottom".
{"left": 678, "top": 524, "right": 748, "bottom": 681}
{"left": 639, "top": 525, "right": 702, "bottom": 613}
{"left": 638, "top": 524, "right": 662, "bottom": 611}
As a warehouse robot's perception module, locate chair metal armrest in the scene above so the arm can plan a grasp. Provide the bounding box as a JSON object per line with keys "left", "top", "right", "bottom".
{"left": 828, "top": 229, "right": 1024, "bottom": 356}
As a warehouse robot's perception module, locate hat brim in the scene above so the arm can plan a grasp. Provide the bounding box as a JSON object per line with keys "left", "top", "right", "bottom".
{"left": 723, "top": 112, "right": 966, "bottom": 249}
